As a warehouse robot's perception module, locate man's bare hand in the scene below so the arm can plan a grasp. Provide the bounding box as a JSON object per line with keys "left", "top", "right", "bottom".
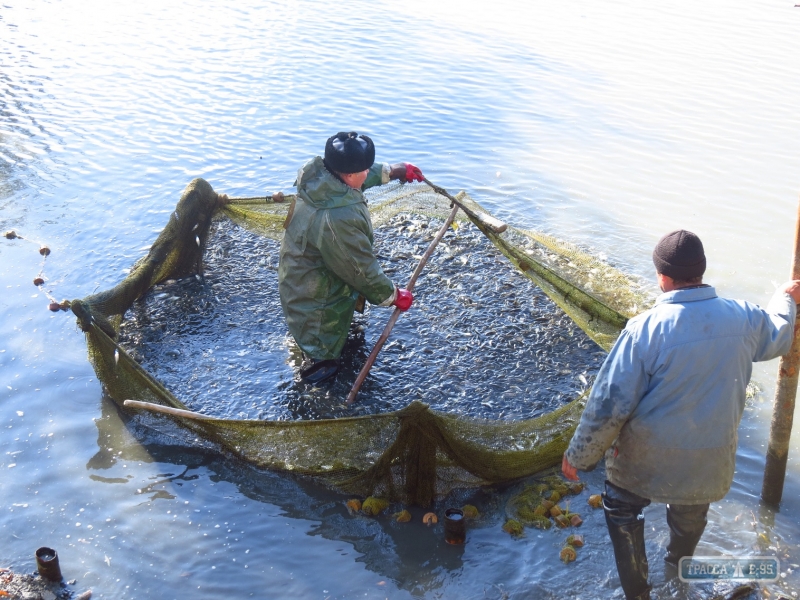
{"left": 562, "top": 453, "right": 579, "bottom": 481}
{"left": 780, "top": 280, "right": 800, "bottom": 304}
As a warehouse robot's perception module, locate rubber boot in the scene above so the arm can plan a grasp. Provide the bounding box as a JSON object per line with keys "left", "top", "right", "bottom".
{"left": 300, "top": 358, "right": 340, "bottom": 384}
{"left": 603, "top": 482, "right": 652, "bottom": 600}
{"left": 664, "top": 503, "right": 708, "bottom": 567}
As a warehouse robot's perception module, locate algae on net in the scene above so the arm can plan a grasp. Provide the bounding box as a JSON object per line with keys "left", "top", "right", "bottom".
{"left": 117, "top": 214, "right": 604, "bottom": 421}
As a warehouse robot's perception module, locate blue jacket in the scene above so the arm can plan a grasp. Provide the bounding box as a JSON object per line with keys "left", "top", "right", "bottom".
{"left": 565, "top": 286, "right": 796, "bottom": 504}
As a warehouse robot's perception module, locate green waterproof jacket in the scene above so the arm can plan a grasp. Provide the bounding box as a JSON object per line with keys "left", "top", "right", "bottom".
{"left": 278, "top": 156, "right": 396, "bottom": 360}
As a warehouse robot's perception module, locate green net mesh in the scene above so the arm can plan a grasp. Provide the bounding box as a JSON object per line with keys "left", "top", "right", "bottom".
{"left": 71, "top": 178, "right": 650, "bottom": 506}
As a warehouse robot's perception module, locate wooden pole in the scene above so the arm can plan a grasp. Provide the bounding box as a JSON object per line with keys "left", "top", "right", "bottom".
{"left": 762, "top": 196, "right": 800, "bottom": 506}
{"left": 346, "top": 201, "right": 461, "bottom": 405}
{"left": 123, "top": 399, "right": 215, "bottom": 421}
{"left": 422, "top": 177, "right": 507, "bottom": 234}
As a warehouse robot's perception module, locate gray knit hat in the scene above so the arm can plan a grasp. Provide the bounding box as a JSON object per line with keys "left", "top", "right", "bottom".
{"left": 652, "top": 230, "right": 706, "bottom": 279}
{"left": 324, "top": 132, "right": 375, "bottom": 174}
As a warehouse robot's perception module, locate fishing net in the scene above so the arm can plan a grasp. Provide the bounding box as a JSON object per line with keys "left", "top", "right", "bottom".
{"left": 71, "top": 178, "right": 650, "bottom": 506}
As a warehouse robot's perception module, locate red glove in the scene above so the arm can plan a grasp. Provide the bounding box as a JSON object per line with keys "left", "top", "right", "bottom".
{"left": 561, "top": 454, "right": 579, "bottom": 482}
{"left": 404, "top": 163, "right": 424, "bottom": 183}
{"left": 394, "top": 288, "right": 414, "bottom": 311}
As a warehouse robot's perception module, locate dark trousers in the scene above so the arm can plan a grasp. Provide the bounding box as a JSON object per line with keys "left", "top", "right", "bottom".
{"left": 603, "top": 481, "right": 709, "bottom": 600}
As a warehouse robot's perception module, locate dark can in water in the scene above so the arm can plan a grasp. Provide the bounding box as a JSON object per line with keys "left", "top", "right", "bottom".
{"left": 444, "top": 508, "right": 466, "bottom": 545}
{"left": 35, "top": 547, "right": 63, "bottom": 581}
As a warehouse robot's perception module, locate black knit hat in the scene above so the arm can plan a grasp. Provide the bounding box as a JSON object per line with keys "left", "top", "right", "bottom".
{"left": 324, "top": 132, "right": 375, "bottom": 174}
{"left": 652, "top": 229, "right": 706, "bottom": 280}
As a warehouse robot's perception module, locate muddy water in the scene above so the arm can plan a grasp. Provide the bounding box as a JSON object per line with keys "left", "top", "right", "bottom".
{"left": 3, "top": 0, "right": 800, "bottom": 598}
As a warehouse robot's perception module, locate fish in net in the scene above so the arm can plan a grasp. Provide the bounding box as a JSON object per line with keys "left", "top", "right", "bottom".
{"left": 70, "top": 178, "right": 651, "bottom": 506}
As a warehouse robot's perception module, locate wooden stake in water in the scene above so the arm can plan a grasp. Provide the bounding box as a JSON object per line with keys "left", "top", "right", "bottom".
{"left": 762, "top": 196, "right": 800, "bottom": 506}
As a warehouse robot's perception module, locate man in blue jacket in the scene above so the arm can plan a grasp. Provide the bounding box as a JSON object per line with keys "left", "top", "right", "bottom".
{"left": 562, "top": 229, "right": 800, "bottom": 600}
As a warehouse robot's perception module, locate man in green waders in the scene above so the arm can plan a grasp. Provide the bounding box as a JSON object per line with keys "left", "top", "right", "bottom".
{"left": 562, "top": 229, "right": 800, "bottom": 600}
{"left": 278, "top": 131, "right": 424, "bottom": 383}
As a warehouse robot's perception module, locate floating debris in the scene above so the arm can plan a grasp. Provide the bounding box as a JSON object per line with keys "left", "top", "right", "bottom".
{"left": 39, "top": 245, "right": 51, "bottom": 256}
{"left": 345, "top": 499, "right": 361, "bottom": 513}
{"left": 506, "top": 475, "right": 589, "bottom": 534}
{"left": 4, "top": 230, "right": 18, "bottom": 239}
{"left": 569, "top": 514, "right": 583, "bottom": 527}
{"left": 422, "top": 512, "right": 438, "bottom": 525}
{"left": 554, "top": 515, "right": 570, "bottom": 528}
{"left": 361, "top": 497, "right": 388, "bottom": 516}
{"left": 514, "top": 505, "right": 534, "bottom": 521}
{"left": 502, "top": 519, "right": 524, "bottom": 536}
{"left": 569, "top": 482, "right": 585, "bottom": 494}
{"left": 33, "top": 277, "right": 44, "bottom": 286}
{"left": 533, "top": 505, "right": 548, "bottom": 518}
{"left": 48, "top": 302, "right": 61, "bottom": 312}
{"left": 461, "top": 504, "right": 479, "bottom": 519}
{"left": 560, "top": 545, "right": 577, "bottom": 563}
{"left": 588, "top": 494, "right": 603, "bottom": 509}
{"left": 529, "top": 516, "right": 552, "bottom": 530}
{"left": 566, "top": 534, "right": 584, "bottom": 548}
{"left": 393, "top": 509, "right": 412, "bottom": 523}
{"left": 0, "top": 568, "right": 71, "bottom": 599}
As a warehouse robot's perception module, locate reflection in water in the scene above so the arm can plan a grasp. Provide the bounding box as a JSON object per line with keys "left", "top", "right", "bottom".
{"left": 87, "top": 395, "right": 472, "bottom": 595}
{"left": 86, "top": 395, "right": 777, "bottom": 599}
{"left": 0, "top": 69, "right": 49, "bottom": 208}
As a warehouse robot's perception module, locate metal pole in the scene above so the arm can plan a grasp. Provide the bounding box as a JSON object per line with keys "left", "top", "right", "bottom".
{"left": 761, "top": 196, "right": 800, "bottom": 506}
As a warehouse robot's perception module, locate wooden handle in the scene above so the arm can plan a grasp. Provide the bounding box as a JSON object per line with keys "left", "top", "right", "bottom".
{"left": 469, "top": 210, "right": 508, "bottom": 234}
{"left": 124, "top": 399, "right": 215, "bottom": 421}
{"left": 422, "top": 177, "right": 507, "bottom": 234}
{"left": 761, "top": 194, "right": 800, "bottom": 505}
{"left": 346, "top": 309, "right": 403, "bottom": 405}
{"left": 346, "top": 202, "right": 461, "bottom": 405}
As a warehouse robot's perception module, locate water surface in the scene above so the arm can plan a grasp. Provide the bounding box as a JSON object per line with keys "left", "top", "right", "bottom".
{"left": 2, "top": 1, "right": 800, "bottom": 598}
